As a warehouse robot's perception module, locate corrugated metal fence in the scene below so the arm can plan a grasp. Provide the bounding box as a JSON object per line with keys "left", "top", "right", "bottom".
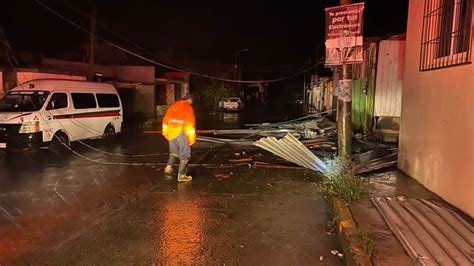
{"left": 374, "top": 40, "right": 405, "bottom": 117}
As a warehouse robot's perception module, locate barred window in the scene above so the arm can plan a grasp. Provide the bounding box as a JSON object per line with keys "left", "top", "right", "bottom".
{"left": 420, "top": 0, "right": 472, "bottom": 71}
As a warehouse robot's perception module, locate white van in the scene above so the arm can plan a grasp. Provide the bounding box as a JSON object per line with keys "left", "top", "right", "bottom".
{"left": 0, "top": 79, "right": 123, "bottom": 152}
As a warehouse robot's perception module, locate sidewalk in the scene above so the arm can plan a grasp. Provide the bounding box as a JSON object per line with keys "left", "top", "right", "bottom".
{"left": 350, "top": 169, "right": 442, "bottom": 265}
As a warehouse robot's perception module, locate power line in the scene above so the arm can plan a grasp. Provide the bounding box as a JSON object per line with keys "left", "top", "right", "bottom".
{"left": 58, "top": 0, "right": 179, "bottom": 67}
{"left": 35, "top": 0, "right": 321, "bottom": 84}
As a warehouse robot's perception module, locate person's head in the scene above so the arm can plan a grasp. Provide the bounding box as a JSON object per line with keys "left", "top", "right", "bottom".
{"left": 182, "top": 93, "right": 193, "bottom": 104}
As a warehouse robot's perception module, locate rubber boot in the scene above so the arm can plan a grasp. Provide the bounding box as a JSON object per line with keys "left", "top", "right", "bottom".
{"left": 177, "top": 160, "right": 192, "bottom": 182}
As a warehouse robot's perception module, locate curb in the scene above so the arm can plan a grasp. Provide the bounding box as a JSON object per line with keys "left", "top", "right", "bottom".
{"left": 329, "top": 196, "right": 373, "bottom": 266}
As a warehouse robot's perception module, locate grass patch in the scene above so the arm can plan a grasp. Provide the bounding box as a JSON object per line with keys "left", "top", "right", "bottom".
{"left": 357, "top": 229, "right": 376, "bottom": 258}
{"left": 323, "top": 156, "right": 365, "bottom": 203}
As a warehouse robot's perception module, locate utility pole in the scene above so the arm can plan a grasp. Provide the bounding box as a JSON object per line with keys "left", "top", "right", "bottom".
{"left": 338, "top": 0, "right": 352, "bottom": 162}
{"left": 303, "top": 75, "right": 307, "bottom": 113}
{"left": 88, "top": 3, "right": 97, "bottom": 81}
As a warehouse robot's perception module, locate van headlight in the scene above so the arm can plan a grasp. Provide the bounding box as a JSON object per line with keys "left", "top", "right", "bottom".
{"left": 19, "top": 121, "right": 41, "bottom": 133}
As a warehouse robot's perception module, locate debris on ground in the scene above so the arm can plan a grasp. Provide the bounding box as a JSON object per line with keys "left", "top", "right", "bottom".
{"left": 330, "top": 249, "right": 344, "bottom": 259}
{"left": 355, "top": 149, "right": 398, "bottom": 174}
{"left": 197, "top": 113, "right": 337, "bottom": 146}
{"left": 229, "top": 157, "right": 253, "bottom": 163}
{"left": 214, "top": 173, "right": 231, "bottom": 180}
{"left": 193, "top": 112, "right": 398, "bottom": 174}
{"left": 254, "top": 161, "right": 303, "bottom": 170}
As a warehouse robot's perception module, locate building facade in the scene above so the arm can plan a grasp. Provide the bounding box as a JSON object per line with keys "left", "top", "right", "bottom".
{"left": 400, "top": 0, "right": 473, "bottom": 216}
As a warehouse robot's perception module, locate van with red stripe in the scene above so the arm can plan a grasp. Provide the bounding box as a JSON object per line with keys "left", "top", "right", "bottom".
{"left": 0, "top": 79, "right": 123, "bottom": 153}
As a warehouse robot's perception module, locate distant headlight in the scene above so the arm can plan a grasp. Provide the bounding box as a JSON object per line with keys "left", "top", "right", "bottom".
{"left": 19, "top": 121, "right": 41, "bottom": 133}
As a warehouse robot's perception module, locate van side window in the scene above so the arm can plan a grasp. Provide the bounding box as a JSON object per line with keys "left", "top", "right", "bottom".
{"left": 46, "top": 93, "right": 68, "bottom": 110}
{"left": 96, "top": 93, "right": 120, "bottom": 108}
{"left": 71, "top": 93, "right": 97, "bottom": 109}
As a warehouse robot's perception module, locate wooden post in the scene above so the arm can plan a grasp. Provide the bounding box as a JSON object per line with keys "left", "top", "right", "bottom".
{"left": 337, "top": 0, "right": 353, "bottom": 161}
{"left": 338, "top": 65, "right": 352, "bottom": 161}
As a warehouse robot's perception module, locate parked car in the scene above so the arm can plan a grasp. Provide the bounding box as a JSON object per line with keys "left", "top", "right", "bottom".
{"left": 0, "top": 79, "right": 123, "bottom": 153}
{"left": 218, "top": 97, "right": 245, "bottom": 111}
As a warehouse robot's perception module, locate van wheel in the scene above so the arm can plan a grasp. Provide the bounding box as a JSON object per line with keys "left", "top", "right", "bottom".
{"left": 50, "top": 132, "right": 69, "bottom": 154}
{"left": 103, "top": 125, "right": 116, "bottom": 141}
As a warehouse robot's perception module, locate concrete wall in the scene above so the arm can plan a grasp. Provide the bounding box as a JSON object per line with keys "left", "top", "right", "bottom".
{"left": 399, "top": 0, "right": 474, "bottom": 216}
{"left": 134, "top": 85, "right": 156, "bottom": 118}
{"left": 42, "top": 58, "right": 155, "bottom": 84}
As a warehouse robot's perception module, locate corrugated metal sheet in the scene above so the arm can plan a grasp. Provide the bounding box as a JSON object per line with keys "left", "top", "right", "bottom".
{"left": 309, "top": 77, "right": 334, "bottom": 113}
{"left": 254, "top": 134, "right": 327, "bottom": 172}
{"left": 374, "top": 40, "right": 405, "bottom": 117}
{"left": 372, "top": 197, "right": 473, "bottom": 266}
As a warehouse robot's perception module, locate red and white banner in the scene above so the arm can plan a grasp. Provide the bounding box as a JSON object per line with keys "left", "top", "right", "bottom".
{"left": 325, "top": 3, "right": 365, "bottom": 65}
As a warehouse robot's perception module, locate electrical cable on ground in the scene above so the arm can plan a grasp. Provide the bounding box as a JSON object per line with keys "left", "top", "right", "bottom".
{"left": 35, "top": 0, "right": 321, "bottom": 84}
{"left": 10, "top": 75, "right": 249, "bottom": 166}
{"left": 76, "top": 139, "right": 209, "bottom": 157}
{"left": 61, "top": 139, "right": 252, "bottom": 168}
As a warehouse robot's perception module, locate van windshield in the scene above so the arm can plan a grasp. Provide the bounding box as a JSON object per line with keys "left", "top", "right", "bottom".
{"left": 0, "top": 91, "right": 49, "bottom": 112}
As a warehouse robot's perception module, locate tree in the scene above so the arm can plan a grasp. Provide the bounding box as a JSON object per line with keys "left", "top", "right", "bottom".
{"left": 192, "top": 77, "right": 236, "bottom": 112}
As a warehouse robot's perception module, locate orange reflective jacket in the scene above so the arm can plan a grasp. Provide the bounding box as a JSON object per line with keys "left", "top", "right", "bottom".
{"left": 162, "top": 100, "right": 196, "bottom": 145}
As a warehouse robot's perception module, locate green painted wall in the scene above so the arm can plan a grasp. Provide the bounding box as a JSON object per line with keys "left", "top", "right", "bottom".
{"left": 352, "top": 43, "right": 377, "bottom": 133}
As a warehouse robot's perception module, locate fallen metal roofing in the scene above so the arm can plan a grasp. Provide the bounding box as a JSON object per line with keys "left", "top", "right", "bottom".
{"left": 354, "top": 150, "right": 398, "bottom": 174}
{"left": 372, "top": 197, "right": 473, "bottom": 266}
{"left": 253, "top": 133, "right": 327, "bottom": 172}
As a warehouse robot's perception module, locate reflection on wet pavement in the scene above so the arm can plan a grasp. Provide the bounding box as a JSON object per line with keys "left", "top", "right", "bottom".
{"left": 158, "top": 192, "right": 204, "bottom": 264}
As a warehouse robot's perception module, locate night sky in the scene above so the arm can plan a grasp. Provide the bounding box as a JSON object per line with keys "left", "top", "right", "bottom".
{"left": 2, "top": 0, "right": 409, "bottom": 74}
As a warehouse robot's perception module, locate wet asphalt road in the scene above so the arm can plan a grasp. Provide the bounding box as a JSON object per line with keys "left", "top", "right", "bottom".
{"left": 0, "top": 127, "right": 344, "bottom": 264}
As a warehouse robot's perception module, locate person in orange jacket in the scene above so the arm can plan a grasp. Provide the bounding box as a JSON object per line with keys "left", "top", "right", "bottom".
{"left": 162, "top": 93, "right": 196, "bottom": 182}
